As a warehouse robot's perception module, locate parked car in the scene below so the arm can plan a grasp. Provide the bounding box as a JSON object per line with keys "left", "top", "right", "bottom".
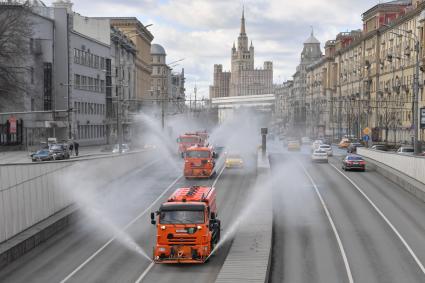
{"left": 49, "top": 144, "right": 70, "bottom": 160}
{"left": 32, "top": 149, "right": 55, "bottom": 162}
{"left": 311, "top": 149, "right": 328, "bottom": 163}
{"left": 112, "top": 144, "right": 130, "bottom": 153}
{"left": 318, "top": 144, "right": 333, "bottom": 156}
{"left": 347, "top": 142, "right": 364, "bottom": 154}
{"left": 342, "top": 155, "right": 366, "bottom": 171}
{"left": 397, "top": 146, "right": 414, "bottom": 154}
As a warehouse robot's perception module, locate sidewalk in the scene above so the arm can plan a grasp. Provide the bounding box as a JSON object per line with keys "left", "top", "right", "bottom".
{"left": 0, "top": 145, "right": 109, "bottom": 165}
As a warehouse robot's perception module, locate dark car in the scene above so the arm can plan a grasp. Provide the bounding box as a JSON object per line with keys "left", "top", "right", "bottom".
{"left": 49, "top": 144, "right": 70, "bottom": 160}
{"left": 32, "top": 149, "right": 55, "bottom": 162}
{"left": 342, "top": 155, "right": 366, "bottom": 171}
{"left": 347, "top": 142, "right": 364, "bottom": 153}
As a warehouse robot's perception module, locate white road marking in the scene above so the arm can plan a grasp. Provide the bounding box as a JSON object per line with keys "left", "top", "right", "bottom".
{"left": 133, "top": 164, "right": 226, "bottom": 283}
{"left": 329, "top": 163, "right": 425, "bottom": 276}
{"left": 59, "top": 173, "right": 183, "bottom": 283}
{"left": 298, "top": 161, "right": 354, "bottom": 283}
{"left": 134, "top": 262, "right": 154, "bottom": 283}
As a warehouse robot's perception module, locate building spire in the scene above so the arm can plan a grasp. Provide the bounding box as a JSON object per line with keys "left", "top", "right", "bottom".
{"left": 240, "top": 6, "right": 246, "bottom": 35}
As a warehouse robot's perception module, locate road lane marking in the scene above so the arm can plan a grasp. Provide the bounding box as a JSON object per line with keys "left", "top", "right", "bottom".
{"left": 212, "top": 164, "right": 226, "bottom": 187}
{"left": 133, "top": 164, "right": 226, "bottom": 282}
{"left": 134, "top": 262, "right": 154, "bottom": 283}
{"left": 329, "top": 163, "right": 425, "bottom": 277}
{"left": 298, "top": 161, "right": 354, "bottom": 283}
{"left": 60, "top": 173, "right": 183, "bottom": 283}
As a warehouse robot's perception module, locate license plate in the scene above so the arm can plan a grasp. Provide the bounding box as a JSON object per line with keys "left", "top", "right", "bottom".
{"left": 353, "top": 162, "right": 359, "bottom": 165}
{"left": 176, "top": 229, "right": 187, "bottom": 233}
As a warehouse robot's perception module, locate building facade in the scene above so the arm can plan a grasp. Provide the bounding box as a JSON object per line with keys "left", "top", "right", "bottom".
{"left": 209, "top": 9, "right": 273, "bottom": 99}
{"left": 110, "top": 18, "right": 154, "bottom": 107}
{"left": 290, "top": 31, "right": 323, "bottom": 137}
{"left": 278, "top": 0, "right": 425, "bottom": 146}
{"left": 0, "top": 1, "right": 55, "bottom": 147}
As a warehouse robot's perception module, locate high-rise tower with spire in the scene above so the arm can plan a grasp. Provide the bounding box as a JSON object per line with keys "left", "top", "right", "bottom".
{"left": 210, "top": 8, "right": 273, "bottom": 98}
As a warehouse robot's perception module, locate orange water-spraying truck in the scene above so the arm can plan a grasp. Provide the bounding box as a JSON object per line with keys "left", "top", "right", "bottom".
{"left": 184, "top": 145, "right": 216, "bottom": 179}
{"left": 177, "top": 134, "right": 203, "bottom": 157}
{"left": 150, "top": 186, "right": 221, "bottom": 263}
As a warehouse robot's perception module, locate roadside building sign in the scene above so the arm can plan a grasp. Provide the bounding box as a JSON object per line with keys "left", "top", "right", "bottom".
{"left": 8, "top": 116, "right": 17, "bottom": 134}
{"left": 420, "top": 107, "right": 425, "bottom": 129}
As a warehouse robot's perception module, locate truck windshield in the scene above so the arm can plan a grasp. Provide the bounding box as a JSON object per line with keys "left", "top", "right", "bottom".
{"left": 186, "top": 151, "right": 210, "bottom": 158}
{"left": 160, "top": 210, "right": 204, "bottom": 224}
{"left": 180, "top": 137, "right": 200, "bottom": 143}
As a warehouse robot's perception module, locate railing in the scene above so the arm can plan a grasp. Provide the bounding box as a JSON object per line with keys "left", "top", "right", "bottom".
{"left": 357, "top": 147, "right": 425, "bottom": 185}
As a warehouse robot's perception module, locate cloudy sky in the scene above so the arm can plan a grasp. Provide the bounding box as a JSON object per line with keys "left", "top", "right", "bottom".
{"left": 46, "top": 0, "right": 380, "bottom": 99}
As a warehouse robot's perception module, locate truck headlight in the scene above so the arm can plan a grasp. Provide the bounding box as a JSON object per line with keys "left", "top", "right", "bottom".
{"left": 161, "top": 225, "right": 166, "bottom": 230}
{"left": 159, "top": 247, "right": 166, "bottom": 252}
{"left": 197, "top": 225, "right": 202, "bottom": 230}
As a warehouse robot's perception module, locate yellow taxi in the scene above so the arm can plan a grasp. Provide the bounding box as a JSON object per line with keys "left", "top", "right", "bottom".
{"left": 287, "top": 140, "right": 301, "bottom": 151}
{"left": 338, "top": 138, "right": 351, "bottom": 148}
{"left": 225, "top": 154, "right": 244, "bottom": 168}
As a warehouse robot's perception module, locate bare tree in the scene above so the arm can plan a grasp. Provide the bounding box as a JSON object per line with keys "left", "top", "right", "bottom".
{"left": 0, "top": 1, "right": 33, "bottom": 111}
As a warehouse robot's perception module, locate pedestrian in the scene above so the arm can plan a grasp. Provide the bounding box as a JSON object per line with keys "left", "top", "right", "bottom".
{"left": 74, "top": 141, "right": 79, "bottom": 156}
{"left": 69, "top": 142, "right": 74, "bottom": 155}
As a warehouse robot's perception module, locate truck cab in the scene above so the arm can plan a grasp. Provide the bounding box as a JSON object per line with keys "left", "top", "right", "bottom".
{"left": 151, "top": 186, "right": 221, "bottom": 263}
{"left": 184, "top": 146, "right": 216, "bottom": 179}
{"left": 177, "top": 134, "right": 203, "bottom": 157}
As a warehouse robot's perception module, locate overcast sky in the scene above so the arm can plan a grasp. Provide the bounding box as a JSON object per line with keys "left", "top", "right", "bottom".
{"left": 46, "top": 0, "right": 381, "bottom": 99}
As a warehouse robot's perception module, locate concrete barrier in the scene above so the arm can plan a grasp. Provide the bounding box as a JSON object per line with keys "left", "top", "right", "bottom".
{"left": 0, "top": 151, "right": 152, "bottom": 268}
{"left": 216, "top": 152, "right": 272, "bottom": 283}
{"left": 358, "top": 148, "right": 425, "bottom": 185}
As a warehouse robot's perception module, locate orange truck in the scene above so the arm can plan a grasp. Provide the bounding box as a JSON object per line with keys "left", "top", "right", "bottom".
{"left": 184, "top": 145, "right": 216, "bottom": 178}
{"left": 177, "top": 134, "right": 203, "bottom": 157}
{"left": 150, "top": 186, "right": 221, "bottom": 263}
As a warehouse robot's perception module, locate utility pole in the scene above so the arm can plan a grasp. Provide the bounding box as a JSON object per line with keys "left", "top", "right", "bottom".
{"left": 194, "top": 84, "right": 197, "bottom": 113}
{"left": 413, "top": 40, "right": 421, "bottom": 154}
{"left": 161, "top": 87, "right": 165, "bottom": 129}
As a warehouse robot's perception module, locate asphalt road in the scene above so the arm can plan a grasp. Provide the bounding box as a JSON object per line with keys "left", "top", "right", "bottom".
{"left": 0, "top": 152, "right": 256, "bottom": 283}
{"left": 269, "top": 145, "right": 425, "bottom": 283}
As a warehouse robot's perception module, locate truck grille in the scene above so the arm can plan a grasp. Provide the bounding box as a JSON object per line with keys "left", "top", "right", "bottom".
{"left": 168, "top": 236, "right": 197, "bottom": 244}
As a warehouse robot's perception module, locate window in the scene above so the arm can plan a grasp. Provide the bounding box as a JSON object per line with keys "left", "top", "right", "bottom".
{"left": 100, "top": 80, "right": 105, "bottom": 93}
{"left": 81, "top": 76, "right": 87, "bottom": 90}
{"left": 30, "top": 67, "right": 34, "bottom": 84}
{"left": 88, "top": 77, "right": 94, "bottom": 91}
{"left": 100, "top": 57, "right": 105, "bottom": 70}
{"left": 75, "top": 74, "right": 81, "bottom": 89}
{"left": 95, "top": 55, "right": 99, "bottom": 68}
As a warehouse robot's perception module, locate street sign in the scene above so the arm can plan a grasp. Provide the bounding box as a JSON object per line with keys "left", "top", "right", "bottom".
{"left": 8, "top": 116, "right": 16, "bottom": 134}
{"left": 363, "top": 135, "right": 369, "bottom": 142}
{"left": 363, "top": 127, "right": 371, "bottom": 135}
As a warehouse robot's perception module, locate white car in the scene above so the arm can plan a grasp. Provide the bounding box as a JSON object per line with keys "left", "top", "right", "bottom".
{"left": 312, "top": 150, "right": 328, "bottom": 162}
{"left": 397, "top": 147, "right": 414, "bottom": 154}
{"left": 311, "top": 140, "right": 323, "bottom": 151}
{"left": 112, "top": 144, "right": 130, "bottom": 153}
{"left": 301, "top": 137, "right": 311, "bottom": 144}
{"left": 318, "top": 144, "right": 333, "bottom": 156}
